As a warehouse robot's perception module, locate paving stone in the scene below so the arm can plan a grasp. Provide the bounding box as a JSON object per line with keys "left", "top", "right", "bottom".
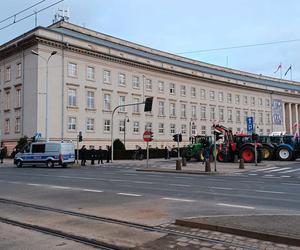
{"left": 176, "top": 242, "right": 189, "bottom": 247}
{"left": 177, "top": 237, "right": 188, "bottom": 242}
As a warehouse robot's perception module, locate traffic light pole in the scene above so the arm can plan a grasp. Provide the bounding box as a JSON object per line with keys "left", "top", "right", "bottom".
{"left": 76, "top": 134, "right": 79, "bottom": 164}
{"left": 146, "top": 141, "right": 149, "bottom": 168}
{"left": 177, "top": 136, "right": 180, "bottom": 159}
{"left": 214, "top": 132, "right": 217, "bottom": 172}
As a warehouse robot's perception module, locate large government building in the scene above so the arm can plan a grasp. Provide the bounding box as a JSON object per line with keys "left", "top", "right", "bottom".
{"left": 1, "top": 21, "right": 300, "bottom": 152}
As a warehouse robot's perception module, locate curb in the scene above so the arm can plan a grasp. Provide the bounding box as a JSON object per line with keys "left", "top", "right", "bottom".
{"left": 136, "top": 168, "right": 222, "bottom": 175}
{"left": 175, "top": 219, "right": 300, "bottom": 247}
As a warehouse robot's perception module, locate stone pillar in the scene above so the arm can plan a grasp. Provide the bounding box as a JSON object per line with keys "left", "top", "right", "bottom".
{"left": 284, "top": 103, "right": 289, "bottom": 134}
{"left": 292, "top": 104, "right": 296, "bottom": 134}
{"left": 289, "top": 103, "right": 293, "bottom": 134}
{"left": 297, "top": 104, "right": 300, "bottom": 134}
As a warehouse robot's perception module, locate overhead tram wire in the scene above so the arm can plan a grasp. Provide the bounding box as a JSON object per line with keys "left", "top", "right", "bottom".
{"left": 0, "top": 0, "right": 64, "bottom": 31}
{"left": 0, "top": 0, "right": 46, "bottom": 24}
{"left": 177, "top": 38, "right": 300, "bottom": 55}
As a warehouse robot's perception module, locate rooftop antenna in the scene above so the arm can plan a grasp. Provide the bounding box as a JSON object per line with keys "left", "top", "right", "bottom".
{"left": 53, "top": 7, "right": 70, "bottom": 23}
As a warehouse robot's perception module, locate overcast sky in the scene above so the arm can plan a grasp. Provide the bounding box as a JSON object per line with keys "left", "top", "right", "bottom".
{"left": 1, "top": 0, "right": 300, "bottom": 81}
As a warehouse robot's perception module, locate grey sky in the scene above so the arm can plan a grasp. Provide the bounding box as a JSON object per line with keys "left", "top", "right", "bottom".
{"left": 1, "top": 0, "right": 300, "bottom": 81}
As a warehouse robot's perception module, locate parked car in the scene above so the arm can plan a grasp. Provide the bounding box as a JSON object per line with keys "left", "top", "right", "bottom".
{"left": 14, "top": 141, "right": 75, "bottom": 168}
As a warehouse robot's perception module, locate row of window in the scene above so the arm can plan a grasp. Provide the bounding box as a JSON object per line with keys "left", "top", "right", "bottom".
{"left": 0, "top": 63, "right": 22, "bottom": 83}
{"left": 67, "top": 63, "right": 271, "bottom": 107}
{"left": 0, "top": 88, "right": 22, "bottom": 110}
{"left": 67, "top": 116, "right": 271, "bottom": 136}
{"left": 3, "top": 117, "right": 21, "bottom": 134}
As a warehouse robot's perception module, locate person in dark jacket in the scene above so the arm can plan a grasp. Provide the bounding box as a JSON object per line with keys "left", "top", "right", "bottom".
{"left": 80, "top": 145, "right": 87, "bottom": 166}
{"left": 164, "top": 146, "right": 169, "bottom": 159}
{"left": 98, "top": 146, "right": 103, "bottom": 164}
{"left": 90, "top": 146, "right": 96, "bottom": 165}
{"left": 0, "top": 144, "right": 4, "bottom": 164}
{"left": 106, "top": 145, "right": 111, "bottom": 163}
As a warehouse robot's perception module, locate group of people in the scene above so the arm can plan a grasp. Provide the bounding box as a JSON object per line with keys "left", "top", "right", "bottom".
{"left": 0, "top": 144, "right": 5, "bottom": 164}
{"left": 79, "top": 145, "right": 111, "bottom": 166}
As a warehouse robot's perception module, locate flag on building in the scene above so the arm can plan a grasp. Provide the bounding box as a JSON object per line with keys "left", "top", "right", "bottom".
{"left": 292, "top": 122, "right": 298, "bottom": 128}
{"left": 274, "top": 63, "right": 282, "bottom": 73}
{"left": 284, "top": 65, "right": 292, "bottom": 76}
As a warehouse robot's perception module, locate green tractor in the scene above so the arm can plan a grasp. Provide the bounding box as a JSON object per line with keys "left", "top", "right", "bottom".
{"left": 184, "top": 135, "right": 213, "bottom": 161}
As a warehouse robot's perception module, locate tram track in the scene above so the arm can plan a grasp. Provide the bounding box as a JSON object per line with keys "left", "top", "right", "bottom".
{"left": 0, "top": 197, "right": 258, "bottom": 249}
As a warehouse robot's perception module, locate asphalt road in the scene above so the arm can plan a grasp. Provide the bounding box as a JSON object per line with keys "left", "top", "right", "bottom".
{"left": 0, "top": 161, "right": 299, "bottom": 226}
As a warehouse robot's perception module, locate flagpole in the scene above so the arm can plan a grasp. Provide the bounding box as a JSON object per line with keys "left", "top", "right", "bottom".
{"left": 280, "top": 62, "right": 282, "bottom": 79}
{"left": 290, "top": 66, "right": 293, "bottom": 81}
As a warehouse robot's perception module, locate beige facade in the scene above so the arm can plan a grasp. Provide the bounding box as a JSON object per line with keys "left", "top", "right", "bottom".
{"left": 1, "top": 21, "right": 300, "bottom": 152}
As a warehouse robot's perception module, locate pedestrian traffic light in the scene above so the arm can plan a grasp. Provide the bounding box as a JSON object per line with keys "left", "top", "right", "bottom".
{"left": 78, "top": 131, "right": 83, "bottom": 142}
{"left": 173, "top": 134, "right": 182, "bottom": 142}
{"left": 144, "top": 97, "right": 153, "bottom": 112}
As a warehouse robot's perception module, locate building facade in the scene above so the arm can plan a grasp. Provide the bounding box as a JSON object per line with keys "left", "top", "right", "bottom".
{"left": 1, "top": 21, "right": 300, "bottom": 152}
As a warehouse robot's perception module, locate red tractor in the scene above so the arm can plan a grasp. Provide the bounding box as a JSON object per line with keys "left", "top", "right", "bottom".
{"left": 214, "top": 125, "right": 262, "bottom": 163}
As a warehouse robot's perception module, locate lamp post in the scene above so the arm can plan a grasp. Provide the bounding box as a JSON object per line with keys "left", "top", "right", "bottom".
{"left": 123, "top": 116, "right": 130, "bottom": 148}
{"left": 31, "top": 50, "right": 57, "bottom": 141}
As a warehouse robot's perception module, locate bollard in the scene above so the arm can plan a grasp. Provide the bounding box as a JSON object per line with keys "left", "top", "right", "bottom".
{"left": 176, "top": 160, "right": 182, "bottom": 170}
{"left": 234, "top": 154, "right": 238, "bottom": 163}
{"left": 239, "top": 158, "right": 245, "bottom": 169}
{"left": 205, "top": 159, "right": 211, "bottom": 172}
{"left": 209, "top": 154, "right": 214, "bottom": 163}
{"left": 182, "top": 157, "right": 187, "bottom": 166}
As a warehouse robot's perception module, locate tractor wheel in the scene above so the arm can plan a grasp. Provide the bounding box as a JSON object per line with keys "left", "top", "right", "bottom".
{"left": 276, "top": 147, "right": 293, "bottom": 161}
{"left": 261, "top": 145, "right": 274, "bottom": 161}
{"left": 217, "top": 151, "right": 225, "bottom": 162}
{"left": 239, "top": 146, "right": 255, "bottom": 163}
{"left": 195, "top": 149, "right": 204, "bottom": 162}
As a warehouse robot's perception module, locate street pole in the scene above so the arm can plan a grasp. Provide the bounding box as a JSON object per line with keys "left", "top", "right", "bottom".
{"left": 254, "top": 141, "right": 257, "bottom": 166}
{"left": 214, "top": 132, "right": 217, "bottom": 172}
{"left": 177, "top": 135, "right": 180, "bottom": 159}
{"left": 146, "top": 141, "right": 149, "bottom": 168}
{"left": 76, "top": 134, "right": 79, "bottom": 164}
{"left": 123, "top": 118, "right": 126, "bottom": 148}
{"left": 45, "top": 60, "right": 49, "bottom": 141}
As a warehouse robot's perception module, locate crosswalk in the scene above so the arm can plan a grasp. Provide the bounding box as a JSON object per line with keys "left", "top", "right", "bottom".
{"left": 234, "top": 166, "right": 300, "bottom": 178}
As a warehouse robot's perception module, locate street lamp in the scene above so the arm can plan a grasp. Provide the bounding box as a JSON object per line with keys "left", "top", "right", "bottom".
{"left": 31, "top": 50, "right": 57, "bottom": 141}
{"left": 123, "top": 116, "right": 130, "bottom": 149}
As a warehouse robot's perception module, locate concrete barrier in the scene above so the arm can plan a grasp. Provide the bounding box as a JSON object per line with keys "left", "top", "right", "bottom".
{"left": 176, "top": 160, "right": 182, "bottom": 170}
{"left": 239, "top": 159, "right": 245, "bottom": 169}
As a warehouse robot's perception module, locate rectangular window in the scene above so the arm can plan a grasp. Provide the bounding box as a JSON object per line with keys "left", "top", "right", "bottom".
{"left": 32, "top": 144, "right": 45, "bottom": 153}
{"left": 181, "top": 124, "right": 187, "bottom": 135}
{"left": 210, "top": 91, "right": 215, "bottom": 101}
{"left": 146, "top": 79, "right": 152, "bottom": 91}
{"left": 235, "top": 95, "right": 240, "bottom": 105}
{"left": 5, "top": 66, "right": 11, "bottom": 81}
{"left": 191, "top": 105, "right": 197, "bottom": 119}
{"left": 170, "top": 103, "right": 176, "bottom": 117}
{"left": 145, "top": 122, "right": 152, "bottom": 132}
{"left": 103, "top": 94, "right": 111, "bottom": 111}
{"left": 132, "top": 76, "right": 140, "bottom": 89}
{"left": 180, "top": 85, "right": 186, "bottom": 96}
{"left": 118, "top": 73, "right": 126, "bottom": 86}
{"left": 200, "top": 89, "right": 206, "bottom": 99}
{"left": 133, "top": 121, "right": 139, "bottom": 133}
{"left": 16, "top": 89, "right": 21, "bottom": 108}
{"left": 119, "top": 120, "right": 125, "bottom": 133}
{"left": 15, "top": 117, "right": 20, "bottom": 133}
{"left": 244, "top": 96, "right": 248, "bottom": 105}
{"left": 210, "top": 107, "right": 215, "bottom": 120}
{"left": 17, "top": 63, "right": 22, "bottom": 78}
{"left": 158, "top": 123, "right": 164, "bottom": 134}
{"left": 228, "top": 109, "right": 233, "bottom": 122}
{"left": 133, "top": 97, "right": 140, "bottom": 113}
{"left": 169, "top": 83, "right": 175, "bottom": 94}
{"left": 200, "top": 106, "right": 206, "bottom": 120}
{"left": 236, "top": 110, "right": 241, "bottom": 123}
{"left": 244, "top": 111, "right": 248, "bottom": 124}
{"left": 191, "top": 123, "right": 197, "bottom": 136}
{"left": 158, "top": 81, "right": 164, "bottom": 92}
{"left": 251, "top": 96, "right": 255, "bottom": 106}
{"left": 103, "top": 70, "right": 111, "bottom": 84}
{"left": 266, "top": 112, "right": 271, "bottom": 124}
{"left": 86, "top": 91, "right": 95, "bottom": 109}
{"left": 191, "top": 87, "right": 196, "bottom": 98}
{"left": 227, "top": 93, "right": 232, "bottom": 103}
{"left": 266, "top": 99, "right": 270, "bottom": 107}
{"left": 67, "top": 89, "right": 77, "bottom": 107}
{"left": 258, "top": 98, "right": 263, "bottom": 106}
{"left": 68, "top": 63, "right": 77, "bottom": 77}
{"left": 86, "top": 118, "right": 95, "bottom": 131}
{"left": 180, "top": 104, "right": 186, "bottom": 118}
{"left": 68, "top": 117, "right": 76, "bottom": 131}
{"left": 87, "top": 66, "right": 95, "bottom": 80}
{"left": 170, "top": 124, "right": 176, "bottom": 134}
{"left": 119, "top": 96, "right": 126, "bottom": 112}
{"left": 201, "top": 125, "right": 206, "bottom": 135}
{"left": 219, "top": 107, "right": 224, "bottom": 121}
{"left": 158, "top": 101, "right": 165, "bottom": 116}
{"left": 218, "top": 92, "right": 224, "bottom": 102}
{"left": 104, "top": 120, "right": 111, "bottom": 132}
{"left": 5, "top": 91, "right": 10, "bottom": 110}
{"left": 258, "top": 112, "right": 263, "bottom": 125}
{"left": 251, "top": 111, "right": 256, "bottom": 123}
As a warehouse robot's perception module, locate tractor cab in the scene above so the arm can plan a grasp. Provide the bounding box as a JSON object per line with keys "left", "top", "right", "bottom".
{"left": 184, "top": 135, "right": 212, "bottom": 161}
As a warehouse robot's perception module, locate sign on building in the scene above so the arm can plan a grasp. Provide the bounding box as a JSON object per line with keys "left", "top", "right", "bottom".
{"left": 272, "top": 99, "right": 283, "bottom": 125}
{"left": 246, "top": 117, "right": 254, "bottom": 133}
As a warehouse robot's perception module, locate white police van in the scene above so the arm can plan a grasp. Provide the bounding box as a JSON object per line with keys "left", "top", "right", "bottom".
{"left": 14, "top": 142, "right": 75, "bottom": 168}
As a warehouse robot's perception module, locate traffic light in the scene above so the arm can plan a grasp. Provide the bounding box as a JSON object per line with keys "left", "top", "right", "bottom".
{"left": 144, "top": 97, "right": 153, "bottom": 112}
{"left": 173, "top": 134, "right": 182, "bottom": 142}
{"left": 78, "top": 131, "right": 83, "bottom": 142}
{"left": 214, "top": 131, "right": 223, "bottom": 141}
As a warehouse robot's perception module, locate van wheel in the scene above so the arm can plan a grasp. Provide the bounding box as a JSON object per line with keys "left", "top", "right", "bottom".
{"left": 46, "top": 160, "right": 54, "bottom": 168}
{"left": 16, "top": 160, "right": 23, "bottom": 168}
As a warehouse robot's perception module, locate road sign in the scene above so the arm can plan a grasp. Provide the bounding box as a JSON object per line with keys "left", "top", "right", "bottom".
{"left": 246, "top": 117, "right": 254, "bottom": 133}
{"left": 143, "top": 131, "right": 153, "bottom": 142}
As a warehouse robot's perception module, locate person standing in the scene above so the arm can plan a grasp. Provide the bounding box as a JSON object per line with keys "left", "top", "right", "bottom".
{"left": 0, "top": 143, "right": 4, "bottom": 164}
{"left": 90, "top": 146, "right": 96, "bottom": 165}
{"left": 98, "top": 146, "right": 103, "bottom": 164}
{"left": 106, "top": 145, "right": 111, "bottom": 163}
{"left": 80, "top": 145, "right": 87, "bottom": 166}
{"left": 164, "top": 146, "right": 169, "bottom": 159}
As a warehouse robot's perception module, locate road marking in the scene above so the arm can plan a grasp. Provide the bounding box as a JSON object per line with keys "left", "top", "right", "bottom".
{"left": 248, "top": 173, "right": 258, "bottom": 176}
{"left": 27, "top": 183, "right": 43, "bottom": 187}
{"left": 169, "top": 184, "right": 191, "bottom": 187}
{"left": 109, "top": 179, "right": 127, "bottom": 182}
{"left": 266, "top": 167, "right": 291, "bottom": 173}
{"left": 161, "top": 197, "right": 195, "bottom": 202}
{"left": 133, "top": 181, "right": 154, "bottom": 184}
{"left": 280, "top": 168, "right": 300, "bottom": 174}
{"left": 124, "top": 174, "right": 137, "bottom": 176}
{"left": 255, "top": 190, "right": 285, "bottom": 194}
{"left": 282, "top": 183, "right": 300, "bottom": 186}
{"left": 239, "top": 180, "right": 265, "bottom": 184}
{"left": 252, "top": 167, "right": 278, "bottom": 172}
{"left": 216, "top": 203, "right": 255, "bottom": 209}
{"left": 117, "top": 193, "right": 142, "bottom": 197}
{"left": 82, "top": 189, "right": 103, "bottom": 193}
{"left": 49, "top": 185, "right": 72, "bottom": 190}
{"left": 209, "top": 187, "right": 233, "bottom": 190}
{"left": 263, "top": 174, "right": 274, "bottom": 177}
{"left": 280, "top": 176, "right": 291, "bottom": 178}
